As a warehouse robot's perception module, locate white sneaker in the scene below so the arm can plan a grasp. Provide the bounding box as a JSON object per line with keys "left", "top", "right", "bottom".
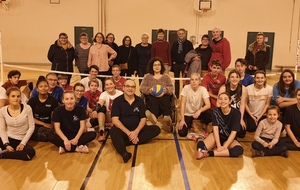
{"left": 75, "top": 145, "right": 89, "bottom": 154}
{"left": 59, "top": 146, "right": 65, "bottom": 154}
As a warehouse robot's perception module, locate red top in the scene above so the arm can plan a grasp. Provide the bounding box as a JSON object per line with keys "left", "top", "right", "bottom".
{"left": 151, "top": 40, "right": 171, "bottom": 66}
{"left": 202, "top": 72, "right": 226, "bottom": 109}
{"left": 208, "top": 38, "right": 231, "bottom": 71}
{"left": 2, "top": 80, "right": 27, "bottom": 90}
{"left": 84, "top": 90, "right": 101, "bottom": 109}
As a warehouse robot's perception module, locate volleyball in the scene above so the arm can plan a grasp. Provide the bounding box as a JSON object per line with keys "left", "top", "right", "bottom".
{"left": 152, "top": 84, "right": 164, "bottom": 97}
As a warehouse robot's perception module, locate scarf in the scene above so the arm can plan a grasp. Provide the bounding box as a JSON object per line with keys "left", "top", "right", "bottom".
{"left": 178, "top": 38, "right": 186, "bottom": 53}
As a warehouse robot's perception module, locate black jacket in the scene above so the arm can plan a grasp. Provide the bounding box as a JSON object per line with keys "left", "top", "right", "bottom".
{"left": 48, "top": 40, "right": 75, "bottom": 72}
{"left": 171, "top": 40, "right": 194, "bottom": 64}
{"left": 245, "top": 42, "right": 270, "bottom": 71}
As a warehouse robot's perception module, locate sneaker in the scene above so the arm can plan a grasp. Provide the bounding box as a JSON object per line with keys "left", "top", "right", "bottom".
{"left": 59, "top": 146, "right": 65, "bottom": 154}
{"left": 251, "top": 149, "right": 264, "bottom": 157}
{"left": 122, "top": 152, "right": 132, "bottom": 163}
{"left": 187, "top": 133, "right": 205, "bottom": 142}
{"left": 281, "top": 150, "right": 289, "bottom": 158}
{"left": 87, "top": 128, "right": 95, "bottom": 132}
{"left": 75, "top": 145, "right": 89, "bottom": 154}
{"left": 146, "top": 110, "right": 157, "bottom": 124}
{"left": 196, "top": 148, "right": 208, "bottom": 160}
{"left": 97, "top": 130, "right": 106, "bottom": 142}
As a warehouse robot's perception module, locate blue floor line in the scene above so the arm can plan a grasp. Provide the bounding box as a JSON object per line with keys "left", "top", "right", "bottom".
{"left": 173, "top": 133, "right": 191, "bottom": 190}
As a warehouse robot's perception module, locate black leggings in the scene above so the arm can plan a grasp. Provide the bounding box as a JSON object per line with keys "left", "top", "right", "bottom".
{"left": 178, "top": 110, "right": 212, "bottom": 137}
{"left": 145, "top": 94, "right": 172, "bottom": 118}
{"left": 279, "top": 136, "right": 300, "bottom": 150}
{"left": 237, "top": 112, "right": 265, "bottom": 138}
{"left": 48, "top": 132, "right": 96, "bottom": 152}
{"left": 0, "top": 137, "right": 36, "bottom": 161}
{"left": 110, "top": 125, "right": 161, "bottom": 156}
{"left": 252, "top": 137, "right": 287, "bottom": 156}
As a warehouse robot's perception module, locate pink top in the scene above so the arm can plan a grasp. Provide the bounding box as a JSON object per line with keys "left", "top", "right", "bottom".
{"left": 87, "top": 44, "right": 117, "bottom": 72}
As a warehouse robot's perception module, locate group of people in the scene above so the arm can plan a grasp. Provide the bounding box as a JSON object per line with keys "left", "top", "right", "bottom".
{"left": 48, "top": 27, "right": 269, "bottom": 98}
{"left": 2, "top": 26, "right": 299, "bottom": 163}
{"left": 0, "top": 63, "right": 163, "bottom": 162}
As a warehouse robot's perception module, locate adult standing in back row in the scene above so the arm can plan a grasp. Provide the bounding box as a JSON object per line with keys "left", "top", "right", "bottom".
{"left": 88, "top": 32, "right": 117, "bottom": 89}
{"left": 171, "top": 28, "right": 194, "bottom": 98}
{"left": 208, "top": 27, "right": 231, "bottom": 72}
{"left": 48, "top": 32, "right": 75, "bottom": 84}
{"left": 245, "top": 32, "right": 270, "bottom": 75}
{"left": 151, "top": 29, "right": 171, "bottom": 74}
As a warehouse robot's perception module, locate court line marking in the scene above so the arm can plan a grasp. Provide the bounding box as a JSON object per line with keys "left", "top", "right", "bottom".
{"left": 80, "top": 136, "right": 108, "bottom": 190}
{"left": 127, "top": 145, "right": 138, "bottom": 190}
{"left": 173, "top": 132, "right": 191, "bottom": 190}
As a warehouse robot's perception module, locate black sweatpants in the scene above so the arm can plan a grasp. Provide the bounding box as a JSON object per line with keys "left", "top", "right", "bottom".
{"left": 279, "top": 136, "right": 300, "bottom": 150}
{"left": 0, "top": 137, "right": 36, "bottom": 161}
{"left": 252, "top": 137, "right": 287, "bottom": 156}
{"left": 145, "top": 94, "right": 172, "bottom": 118}
{"left": 178, "top": 109, "right": 212, "bottom": 137}
{"left": 48, "top": 132, "right": 96, "bottom": 152}
{"left": 110, "top": 125, "right": 161, "bottom": 156}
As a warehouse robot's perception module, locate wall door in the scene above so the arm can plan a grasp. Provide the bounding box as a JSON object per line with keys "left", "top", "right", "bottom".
{"left": 74, "top": 26, "right": 94, "bottom": 46}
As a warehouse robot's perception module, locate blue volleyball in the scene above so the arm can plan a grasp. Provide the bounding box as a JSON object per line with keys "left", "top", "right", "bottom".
{"left": 152, "top": 84, "right": 164, "bottom": 97}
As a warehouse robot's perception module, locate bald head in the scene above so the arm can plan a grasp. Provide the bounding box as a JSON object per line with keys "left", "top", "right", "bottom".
{"left": 212, "top": 27, "right": 222, "bottom": 40}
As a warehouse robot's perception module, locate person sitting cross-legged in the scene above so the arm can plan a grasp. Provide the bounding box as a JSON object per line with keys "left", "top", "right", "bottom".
{"left": 196, "top": 92, "right": 244, "bottom": 160}
{"left": 110, "top": 79, "right": 160, "bottom": 163}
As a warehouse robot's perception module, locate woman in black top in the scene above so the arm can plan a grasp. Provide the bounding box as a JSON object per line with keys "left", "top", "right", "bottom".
{"left": 28, "top": 76, "right": 58, "bottom": 141}
{"left": 117, "top": 36, "right": 137, "bottom": 77}
{"left": 48, "top": 91, "right": 96, "bottom": 154}
{"left": 196, "top": 92, "right": 244, "bottom": 159}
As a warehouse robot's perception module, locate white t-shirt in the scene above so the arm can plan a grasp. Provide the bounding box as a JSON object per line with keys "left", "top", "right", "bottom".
{"left": 99, "top": 89, "right": 123, "bottom": 111}
{"left": 246, "top": 84, "right": 273, "bottom": 117}
{"left": 181, "top": 85, "right": 209, "bottom": 116}
{"left": 80, "top": 77, "right": 103, "bottom": 92}
{"left": 0, "top": 87, "right": 6, "bottom": 100}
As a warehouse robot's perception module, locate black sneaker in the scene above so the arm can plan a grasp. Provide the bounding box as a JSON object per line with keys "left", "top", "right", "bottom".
{"left": 281, "top": 150, "right": 289, "bottom": 158}
{"left": 122, "top": 152, "right": 132, "bottom": 163}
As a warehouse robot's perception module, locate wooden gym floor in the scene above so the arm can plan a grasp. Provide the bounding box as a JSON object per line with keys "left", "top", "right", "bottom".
{"left": 1, "top": 64, "right": 300, "bottom": 190}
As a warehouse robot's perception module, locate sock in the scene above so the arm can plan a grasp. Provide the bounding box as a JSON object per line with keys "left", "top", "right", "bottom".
{"left": 208, "top": 151, "right": 214, "bottom": 157}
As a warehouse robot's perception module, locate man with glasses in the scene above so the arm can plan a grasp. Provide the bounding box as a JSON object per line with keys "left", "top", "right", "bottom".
{"left": 110, "top": 79, "right": 160, "bottom": 163}
{"left": 31, "top": 73, "right": 64, "bottom": 104}
{"left": 171, "top": 28, "right": 194, "bottom": 98}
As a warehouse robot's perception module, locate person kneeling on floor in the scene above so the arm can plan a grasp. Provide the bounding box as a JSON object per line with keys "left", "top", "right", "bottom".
{"left": 110, "top": 79, "right": 161, "bottom": 163}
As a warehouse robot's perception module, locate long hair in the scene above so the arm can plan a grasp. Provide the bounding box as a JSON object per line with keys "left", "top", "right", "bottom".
{"left": 225, "top": 70, "right": 242, "bottom": 102}
{"left": 277, "top": 69, "right": 295, "bottom": 97}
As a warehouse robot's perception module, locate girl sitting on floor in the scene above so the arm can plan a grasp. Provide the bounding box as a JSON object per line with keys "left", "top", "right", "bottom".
{"left": 196, "top": 92, "right": 244, "bottom": 160}
{"left": 251, "top": 105, "right": 288, "bottom": 157}
{"left": 48, "top": 91, "right": 96, "bottom": 154}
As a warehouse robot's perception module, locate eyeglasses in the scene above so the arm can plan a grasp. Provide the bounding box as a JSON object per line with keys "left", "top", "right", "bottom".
{"left": 153, "top": 64, "right": 161, "bottom": 67}
{"left": 124, "top": 85, "right": 136, "bottom": 89}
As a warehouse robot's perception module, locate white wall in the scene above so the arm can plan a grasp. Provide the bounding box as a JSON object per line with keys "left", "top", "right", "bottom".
{"left": 0, "top": 0, "right": 300, "bottom": 69}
